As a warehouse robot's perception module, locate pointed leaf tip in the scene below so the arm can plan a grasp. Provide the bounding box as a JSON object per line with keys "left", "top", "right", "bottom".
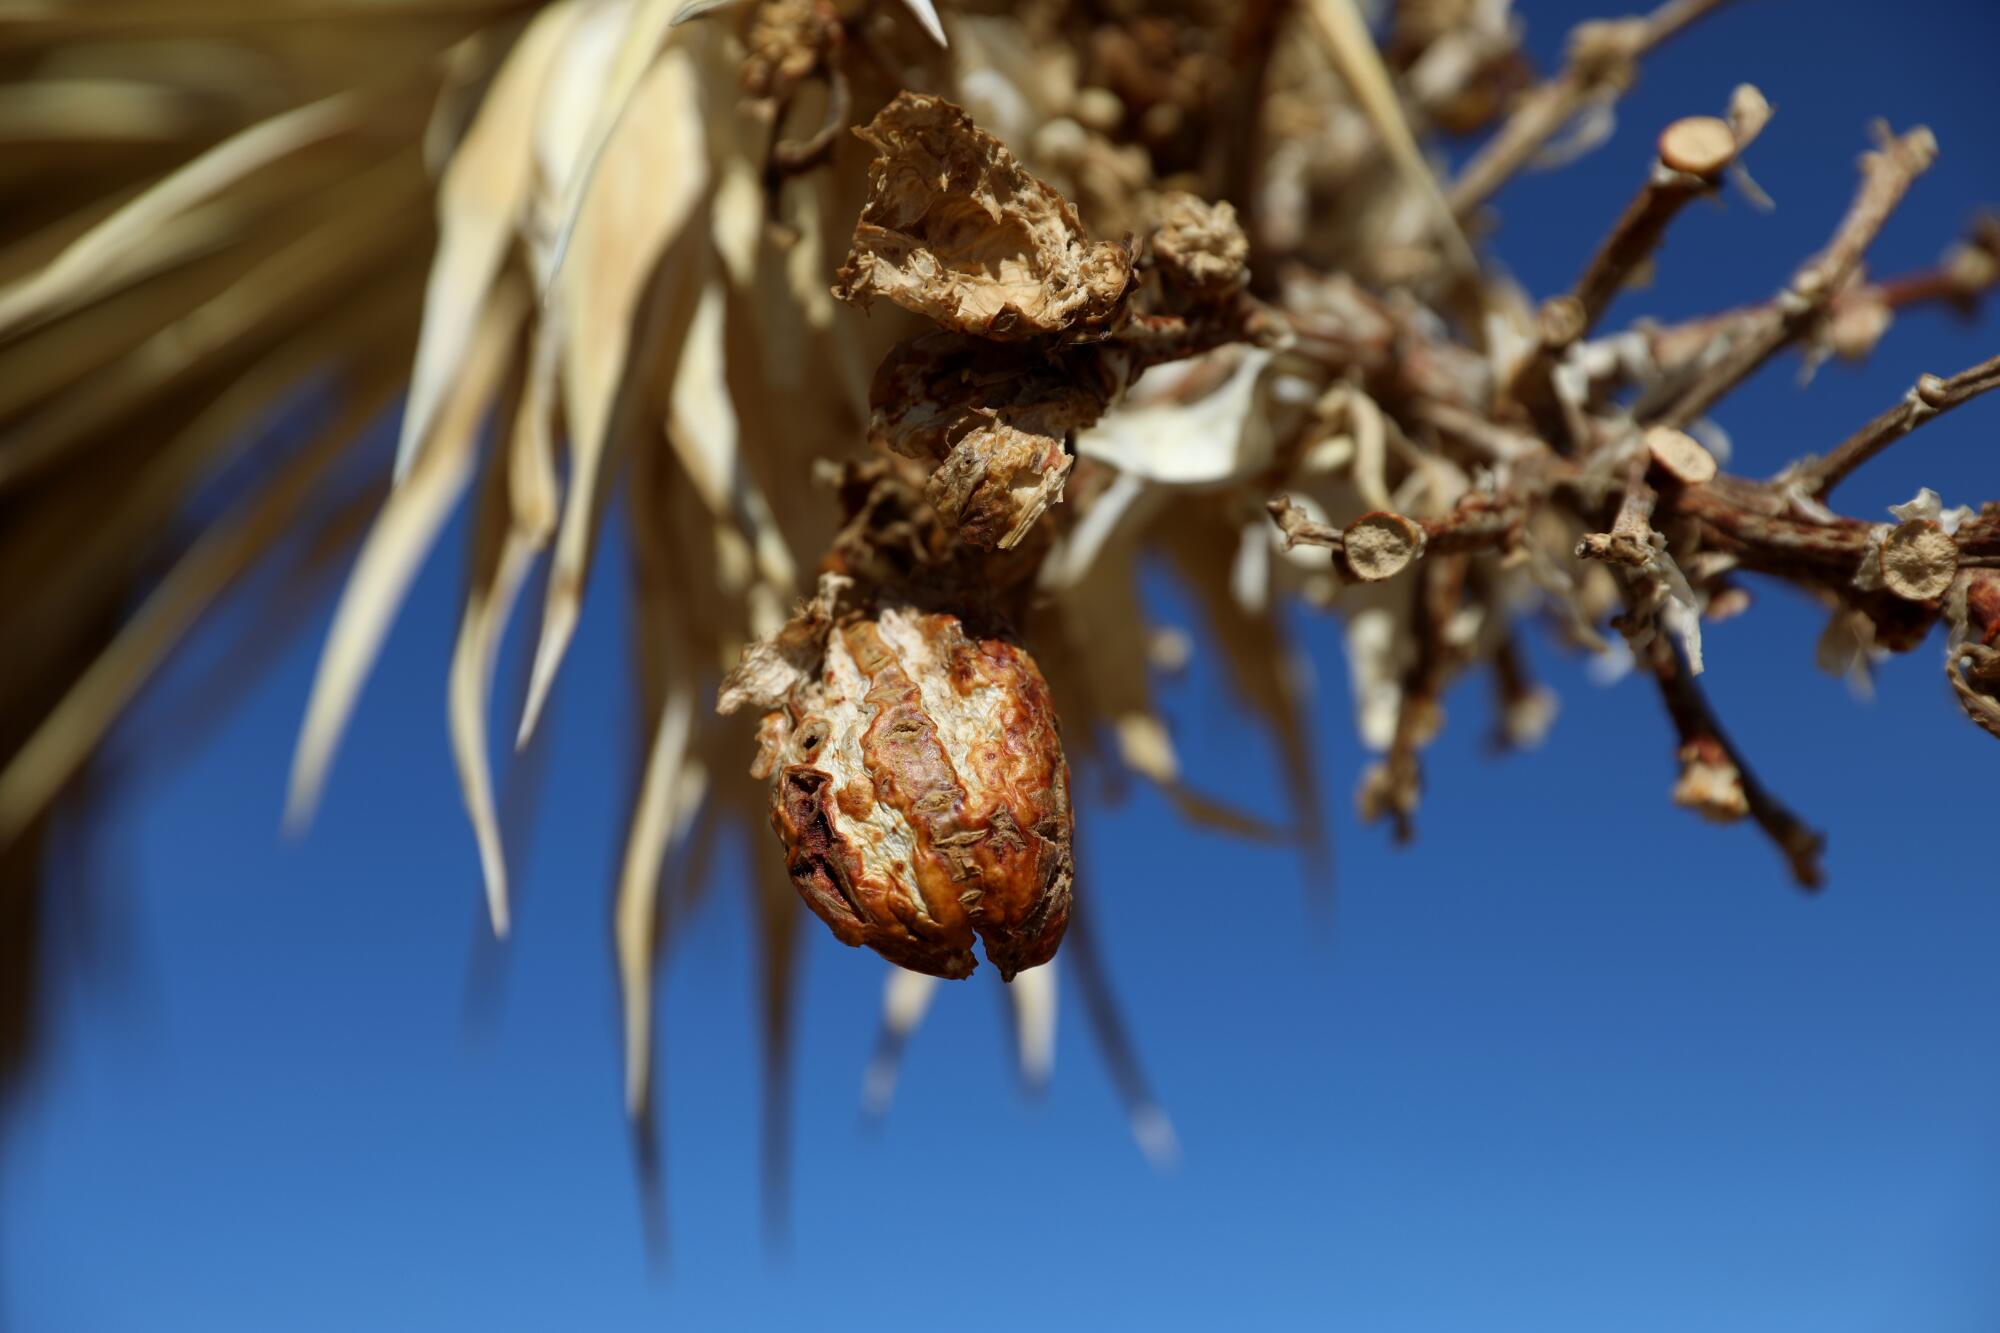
{"left": 901, "top": 0, "right": 947, "bottom": 46}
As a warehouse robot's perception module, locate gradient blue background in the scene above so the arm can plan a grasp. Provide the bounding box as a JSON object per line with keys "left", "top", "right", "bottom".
{"left": 7, "top": 2, "right": 2000, "bottom": 1327}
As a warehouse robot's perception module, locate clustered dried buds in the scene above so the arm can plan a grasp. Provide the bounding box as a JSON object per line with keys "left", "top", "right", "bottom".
{"left": 1150, "top": 191, "right": 1250, "bottom": 298}
{"left": 739, "top": 0, "right": 839, "bottom": 101}
{"left": 722, "top": 577, "right": 1072, "bottom": 980}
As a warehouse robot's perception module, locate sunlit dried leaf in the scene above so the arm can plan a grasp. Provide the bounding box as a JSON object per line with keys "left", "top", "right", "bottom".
{"left": 0, "top": 93, "right": 359, "bottom": 339}
{"left": 287, "top": 276, "right": 528, "bottom": 829}
{"left": 393, "top": 3, "right": 579, "bottom": 481}
{"left": 520, "top": 44, "right": 711, "bottom": 748}
{"left": 1007, "top": 961, "right": 1057, "bottom": 1091}
{"left": 0, "top": 358, "right": 402, "bottom": 843}
{"left": 861, "top": 966, "right": 940, "bottom": 1118}
{"left": 446, "top": 428, "right": 543, "bottom": 938}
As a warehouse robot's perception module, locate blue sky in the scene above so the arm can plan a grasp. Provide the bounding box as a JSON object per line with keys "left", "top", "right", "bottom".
{"left": 7, "top": 2, "right": 2000, "bottom": 1328}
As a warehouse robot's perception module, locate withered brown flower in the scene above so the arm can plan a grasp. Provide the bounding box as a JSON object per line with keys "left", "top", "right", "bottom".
{"left": 832, "top": 90, "right": 1132, "bottom": 339}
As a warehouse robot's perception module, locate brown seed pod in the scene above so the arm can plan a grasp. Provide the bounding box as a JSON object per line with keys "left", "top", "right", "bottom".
{"left": 730, "top": 595, "right": 1073, "bottom": 980}
{"left": 865, "top": 332, "right": 1102, "bottom": 550}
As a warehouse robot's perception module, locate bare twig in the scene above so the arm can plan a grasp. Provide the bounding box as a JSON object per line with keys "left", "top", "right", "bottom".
{"left": 1361, "top": 555, "right": 1466, "bottom": 840}
{"left": 1645, "top": 633, "right": 1825, "bottom": 889}
{"left": 1575, "top": 93, "right": 1768, "bottom": 332}
{"left": 1790, "top": 350, "right": 2000, "bottom": 499}
{"left": 1268, "top": 493, "right": 1520, "bottom": 579}
{"left": 1504, "top": 89, "right": 1767, "bottom": 444}
{"left": 1447, "top": 0, "right": 1740, "bottom": 219}
{"left": 1268, "top": 494, "right": 1344, "bottom": 552}
{"left": 1637, "top": 214, "right": 2000, "bottom": 381}
{"left": 1576, "top": 452, "right": 1660, "bottom": 566}
{"left": 1652, "top": 125, "right": 1938, "bottom": 429}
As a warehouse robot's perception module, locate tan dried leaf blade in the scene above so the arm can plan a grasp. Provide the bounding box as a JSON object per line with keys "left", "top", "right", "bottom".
{"left": 832, "top": 92, "right": 1131, "bottom": 340}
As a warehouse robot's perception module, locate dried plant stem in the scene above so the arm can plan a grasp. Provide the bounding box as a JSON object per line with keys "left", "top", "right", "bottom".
{"left": 1268, "top": 493, "right": 1520, "bottom": 580}
{"left": 1793, "top": 351, "right": 2000, "bottom": 500}
{"left": 1372, "top": 555, "right": 1467, "bottom": 840}
{"left": 1302, "top": 0, "right": 1478, "bottom": 276}
{"left": 1505, "top": 94, "right": 1764, "bottom": 446}
{"left": 1949, "top": 573, "right": 2000, "bottom": 739}
{"left": 1448, "top": 0, "right": 1739, "bottom": 219}
{"left": 1576, "top": 454, "right": 1660, "bottom": 567}
{"left": 1654, "top": 125, "right": 1938, "bottom": 429}
{"left": 1213, "top": 0, "right": 1287, "bottom": 259}
{"left": 1869, "top": 217, "right": 2000, "bottom": 310}
{"left": 1645, "top": 634, "right": 1826, "bottom": 888}
{"left": 1640, "top": 217, "right": 2000, "bottom": 379}
{"left": 1573, "top": 110, "right": 1758, "bottom": 332}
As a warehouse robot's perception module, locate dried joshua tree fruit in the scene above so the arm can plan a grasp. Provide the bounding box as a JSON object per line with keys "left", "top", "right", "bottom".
{"left": 723, "top": 588, "right": 1073, "bottom": 980}
{"left": 833, "top": 91, "right": 1132, "bottom": 339}
{"left": 836, "top": 96, "right": 1284, "bottom": 553}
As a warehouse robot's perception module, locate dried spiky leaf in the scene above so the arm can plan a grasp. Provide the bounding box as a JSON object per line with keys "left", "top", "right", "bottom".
{"left": 0, "top": 93, "right": 360, "bottom": 339}
{"left": 0, "top": 360, "right": 401, "bottom": 844}
{"left": 899, "top": 0, "right": 948, "bottom": 48}
{"left": 287, "top": 275, "right": 528, "bottom": 829}
{"left": 861, "top": 965, "right": 941, "bottom": 1116}
{"left": 520, "top": 43, "right": 711, "bottom": 747}
{"left": 446, "top": 422, "right": 545, "bottom": 938}
{"left": 1007, "top": 961, "right": 1058, "bottom": 1091}
{"left": 393, "top": 3, "right": 579, "bottom": 481}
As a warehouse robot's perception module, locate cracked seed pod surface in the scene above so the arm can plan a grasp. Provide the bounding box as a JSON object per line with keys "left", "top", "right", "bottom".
{"left": 760, "top": 604, "right": 1073, "bottom": 981}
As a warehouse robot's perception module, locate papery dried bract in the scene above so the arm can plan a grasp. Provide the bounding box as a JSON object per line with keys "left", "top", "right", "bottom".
{"left": 866, "top": 332, "right": 1105, "bottom": 549}
{"left": 833, "top": 92, "right": 1131, "bottom": 339}
{"left": 725, "top": 600, "right": 1074, "bottom": 980}
{"left": 717, "top": 573, "right": 851, "bottom": 718}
